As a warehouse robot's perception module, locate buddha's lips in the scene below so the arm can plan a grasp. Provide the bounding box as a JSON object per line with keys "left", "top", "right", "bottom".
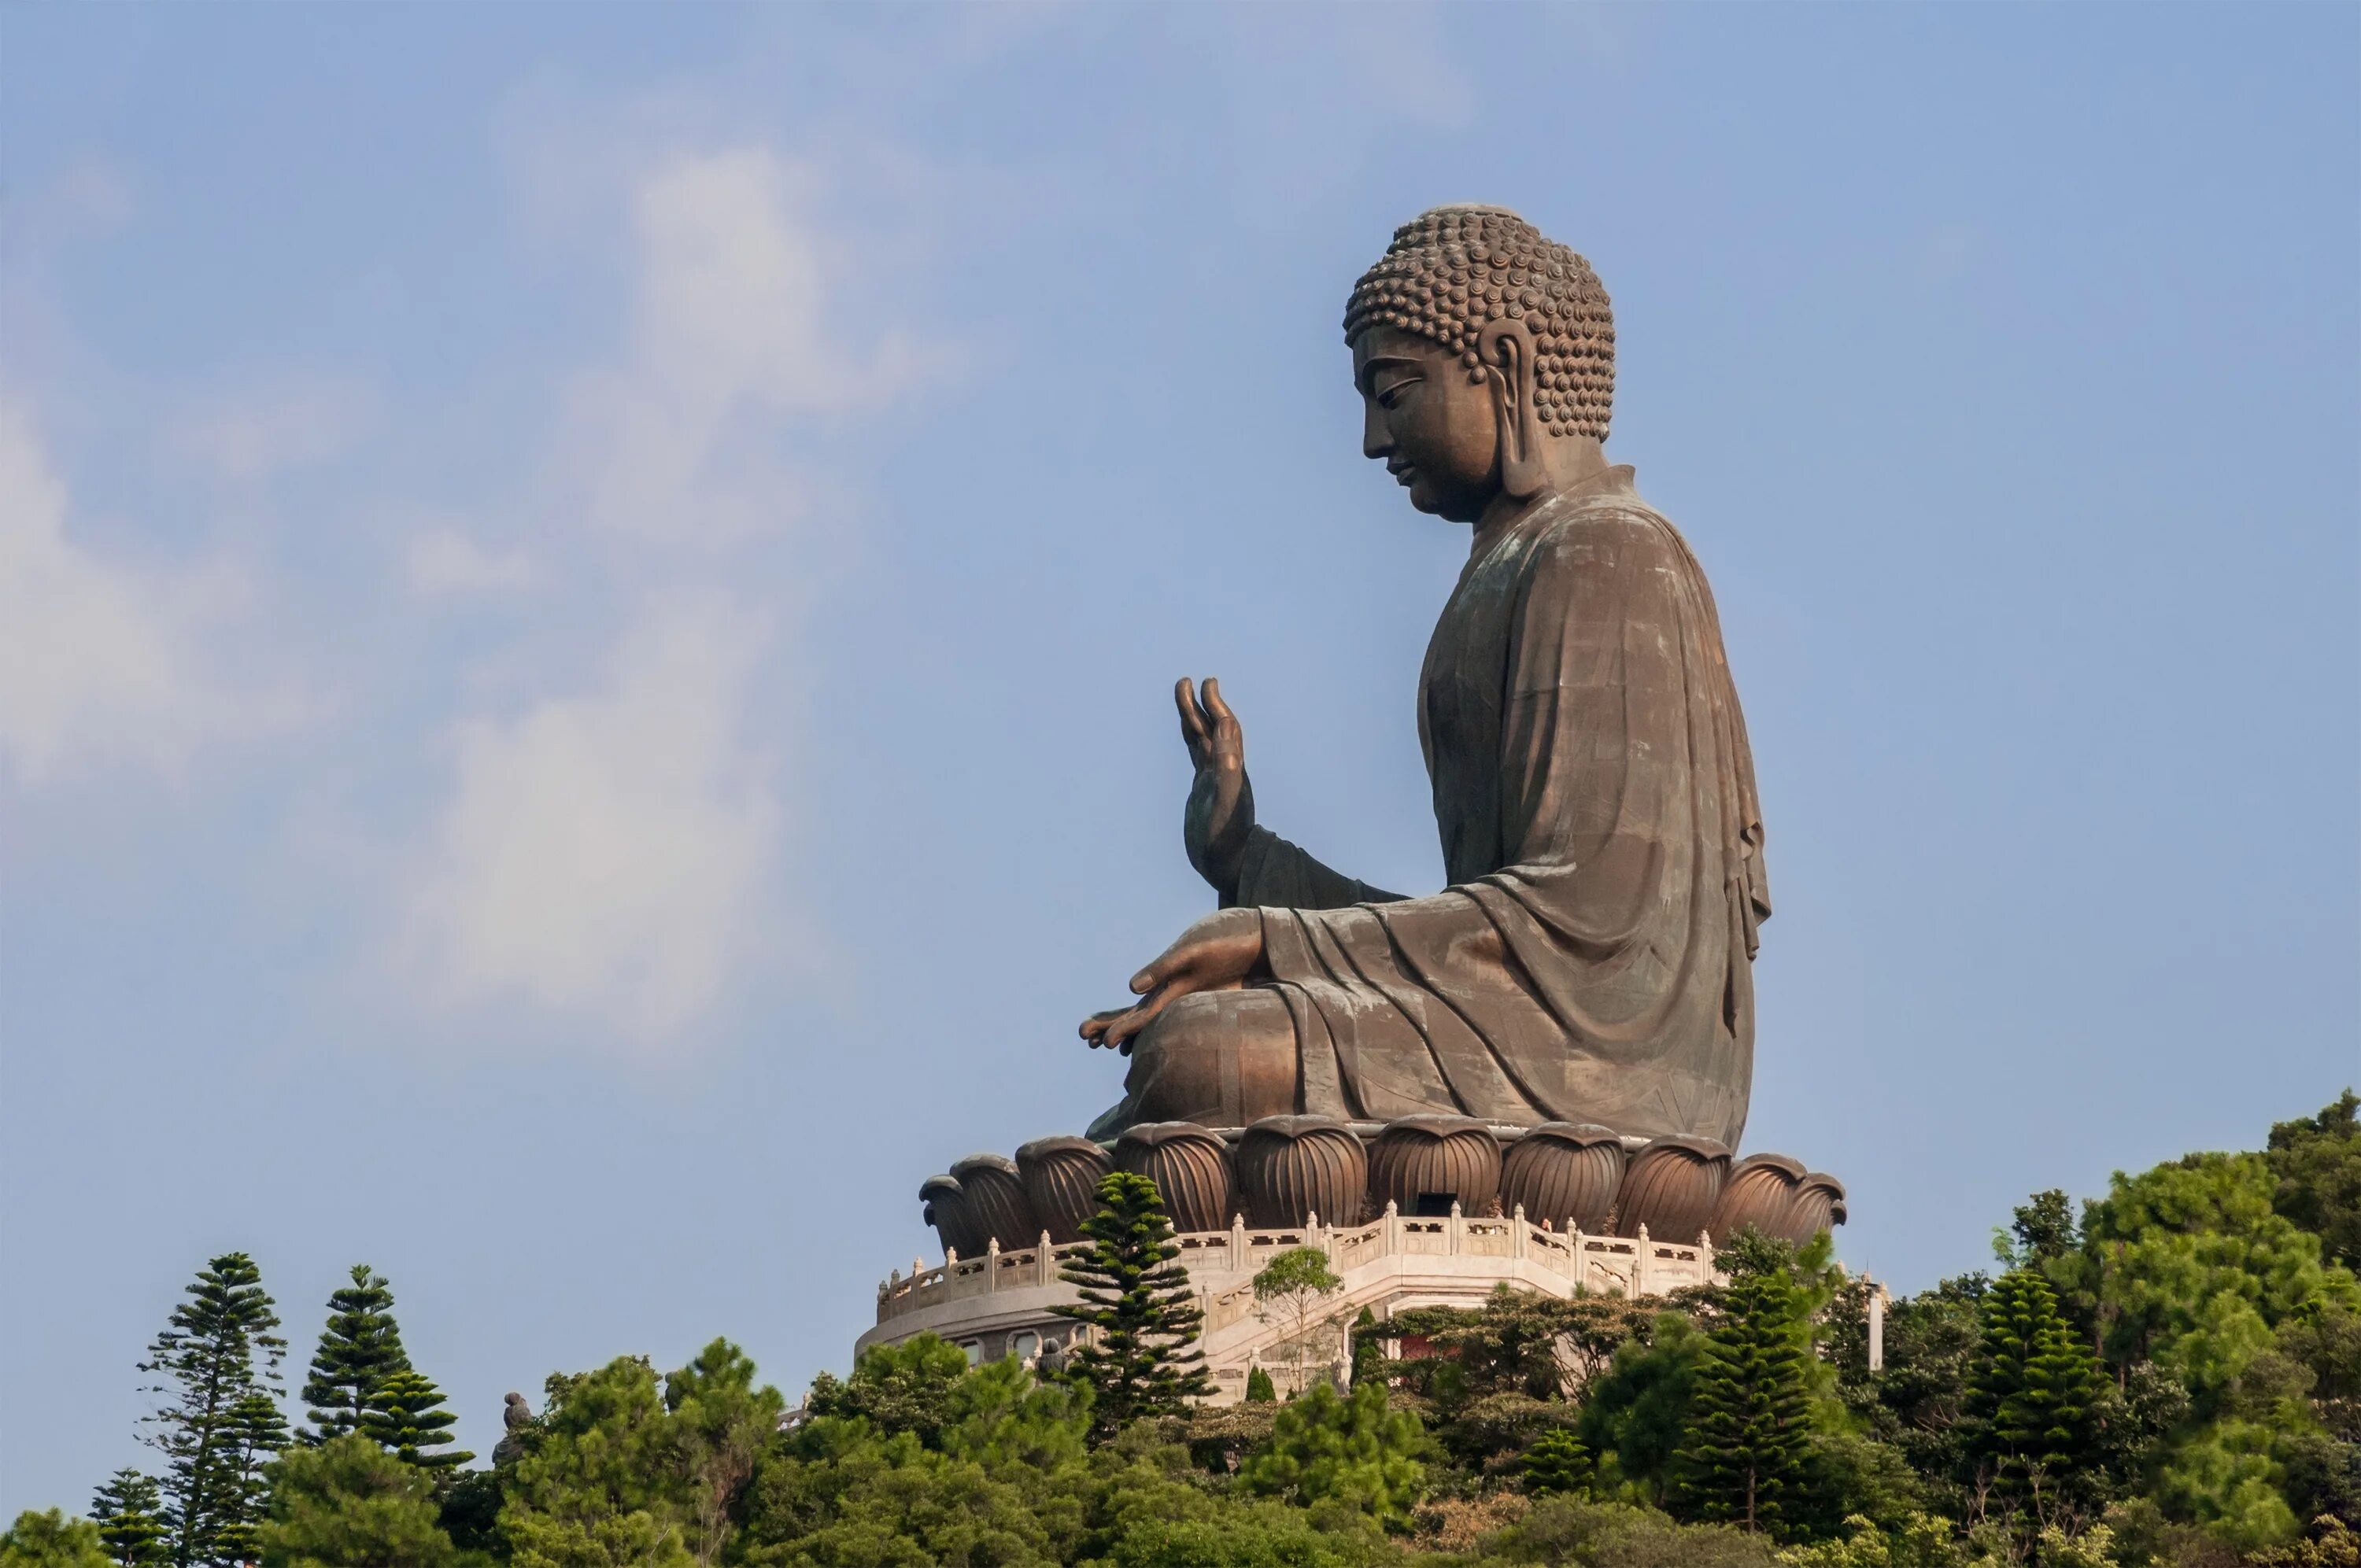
{"left": 1390, "top": 463, "right": 1417, "bottom": 487}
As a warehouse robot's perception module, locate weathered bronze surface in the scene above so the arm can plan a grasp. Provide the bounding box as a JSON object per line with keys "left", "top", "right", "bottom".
{"left": 949, "top": 1153, "right": 1039, "bottom": 1252}
{"left": 1501, "top": 1122, "right": 1626, "bottom": 1234}
{"left": 920, "top": 1173, "right": 988, "bottom": 1259}
{"left": 1711, "top": 1152, "right": 1809, "bottom": 1245}
{"left": 1018, "top": 1136, "right": 1115, "bottom": 1244}
{"left": 1114, "top": 1122, "right": 1236, "bottom": 1233}
{"left": 1236, "top": 1114, "right": 1369, "bottom": 1228}
{"left": 1612, "top": 1134, "right": 1731, "bottom": 1241}
{"left": 1366, "top": 1113, "right": 1502, "bottom": 1218}
{"left": 1788, "top": 1171, "right": 1849, "bottom": 1242}
{"left": 1083, "top": 205, "right": 1768, "bottom": 1149}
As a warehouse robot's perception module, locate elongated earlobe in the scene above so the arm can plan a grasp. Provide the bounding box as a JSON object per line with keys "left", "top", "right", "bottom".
{"left": 1481, "top": 321, "right": 1548, "bottom": 501}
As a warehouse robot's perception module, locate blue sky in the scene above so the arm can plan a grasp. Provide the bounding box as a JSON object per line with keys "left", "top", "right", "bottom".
{"left": 2, "top": 2, "right": 2354, "bottom": 1515}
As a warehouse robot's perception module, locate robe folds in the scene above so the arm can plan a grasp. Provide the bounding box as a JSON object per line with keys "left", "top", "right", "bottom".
{"left": 1236, "top": 465, "right": 1768, "bottom": 1148}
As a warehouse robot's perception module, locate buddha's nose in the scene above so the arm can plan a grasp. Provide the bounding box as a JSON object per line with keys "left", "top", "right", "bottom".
{"left": 1362, "top": 400, "right": 1391, "bottom": 460}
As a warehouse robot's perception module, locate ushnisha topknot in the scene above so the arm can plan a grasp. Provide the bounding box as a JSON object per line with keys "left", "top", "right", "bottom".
{"left": 1343, "top": 205, "right": 1616, "bottom": 441}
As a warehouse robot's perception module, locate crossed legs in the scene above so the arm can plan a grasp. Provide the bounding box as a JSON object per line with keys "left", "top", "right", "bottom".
{"left": 1086, "top": 987, "right": 1302, "bottom": 1138}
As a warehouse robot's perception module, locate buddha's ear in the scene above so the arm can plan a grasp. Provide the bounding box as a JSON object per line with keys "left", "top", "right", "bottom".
{"left": 1479, "top": 319, "right": 1546, "bottom": 501}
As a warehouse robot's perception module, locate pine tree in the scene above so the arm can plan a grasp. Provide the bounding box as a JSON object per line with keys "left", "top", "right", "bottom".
{"left": 1522, "top": 1428, "right": 1594, "bottom": 1496}
{"left": 1245, "top": 1366, "right": 1277, "bottom": 1403}
{"left": 90, "top": 1472, "right": 167, "bottom": 1568}
{"left": 257, "top": 1437, "right": 456, "bottom": 1568}
{"left": 299, "top": 1266, "right": 410, "bottom": 1443}
{"left": 212, "top": 1395, "right": 288, "bottom": 1567}
{"left": 1236, "top": 1382, "right": 1427, "bottom": 1522}
{"left": 138, "top": 1253, "right": 286, "bottom": 1568}
{"left": 1348, "top": 1306, "right": 1385, "bottom": 1388}
{"left": 1670, "top": 1264, "right": 1816, "bottom": 1533}
{"left": 1050, "top": 1171, "right": 1215, "bottom": 1441}
{"left": 360, "top": 1370, "right": 475, "bottom": 1472}
{"left": 1964, "top": 1268, "right": 2101, "bottom": 1507}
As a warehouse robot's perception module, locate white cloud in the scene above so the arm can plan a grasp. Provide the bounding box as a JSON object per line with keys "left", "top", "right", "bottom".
{"left": 397, "top": 601, "right": 779, "bottom": 1042}
{"left": 0, "top": 397, "right": 272, "bottom": 785}
{"left": 406, "top": 527, "right": 537, "bottom": 595}
{"left": 556, "top": 148, "right": 926, "bottom": 544}
{"left": 169, "top": 374, "right": 375, "bottom": 481}
{"left": 380, "top": 142, "right": 930, "bottom": 1045}
{"left": 384, "top": 141, "right": 932, "bottom": 1043}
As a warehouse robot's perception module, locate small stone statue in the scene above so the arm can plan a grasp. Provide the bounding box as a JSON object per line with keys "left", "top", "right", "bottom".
{"left": 1082, "top": 205, "right": 1768, "bottom": 1150}
{"left": 490, "top": 1390, "right": 534, "bottom": 1467}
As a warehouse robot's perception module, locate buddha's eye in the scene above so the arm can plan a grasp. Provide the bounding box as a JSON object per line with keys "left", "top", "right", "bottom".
{"left": 1376, "top": 377, "right": 1418, "bottom": 411}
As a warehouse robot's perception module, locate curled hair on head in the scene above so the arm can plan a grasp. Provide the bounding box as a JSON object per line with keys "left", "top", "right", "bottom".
{"left": 1343, "top": 205, "right": 1616, "bottom": 442}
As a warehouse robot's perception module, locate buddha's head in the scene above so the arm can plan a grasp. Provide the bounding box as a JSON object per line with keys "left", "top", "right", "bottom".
{"left": 1344, "top": 206, "right": 1614, "bottom": 523}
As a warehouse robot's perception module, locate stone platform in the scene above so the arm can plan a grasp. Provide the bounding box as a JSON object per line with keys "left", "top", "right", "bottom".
{"left": 859, "top": 1201, "right": 1725, "bottom": 1404}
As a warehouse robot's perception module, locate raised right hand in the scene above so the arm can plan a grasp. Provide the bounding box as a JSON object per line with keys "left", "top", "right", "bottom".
{"left": 1178, "top": 677, "right": 1254, "bottom": 899}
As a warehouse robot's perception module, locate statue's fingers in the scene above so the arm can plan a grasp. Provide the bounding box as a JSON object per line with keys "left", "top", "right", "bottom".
{"left": 1079, "top": 1007, "right": 1129, "bottom": 1045}
{"left": 1202, "top": 677, "right": 1243, "bottom": 749}
{"left": 1174, "top": 677, "right": 1210, "bottom": 758}
{"left": 1103, "top": 983, "right": 1181, "bottom": 1050}
{"left": 1130, "top": 932, "right": 1202, "bottom": 994}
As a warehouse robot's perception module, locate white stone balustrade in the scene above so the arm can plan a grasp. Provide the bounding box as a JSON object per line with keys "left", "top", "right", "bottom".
{"left": 863, "top": 1201, "right": 1723, "bottom": 1392}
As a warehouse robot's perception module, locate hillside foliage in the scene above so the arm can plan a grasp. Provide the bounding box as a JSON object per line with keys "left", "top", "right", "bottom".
{"left": 9, "top": 1094, "right": 2356, "bottom": 1568}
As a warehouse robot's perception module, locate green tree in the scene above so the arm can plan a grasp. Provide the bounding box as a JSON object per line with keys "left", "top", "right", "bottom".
{"left": 257, "top": 1436, "right": 455, "bottom": 1568}
{"left": 360, "top": 1371, "right": 473, "bottom": 1474}
{"left": 1474, "top": 1496, "right": 1783, "bottom": 1566}
{"left": 2045, "top": 1143, "right": 2355, "bottom": 1542}
{"left": 1252, "top": 1245, "right": 1344, "bottom": 1396}
{"left": 139, "top": 1253, "right": 288, "bottom": 1568}
{"left": 1524, "top": 1429, "right": 1595, "bottom": 1497}
{"left": 656, "top": 1339, "right": 787, "bottom": 1568}
{"left": 1, "top": 1514, "right": 112, "bottom": 1568}
{"left": 2270, "top": 1091, "right": 2361, "bottom": 1272}
{"left": 499, "top": 1357, "right": 694, "bottom": 1568}
{"left": 1391, "top": 1285, "right": 1603, "bottom": 1405}
{"left": 2005, "top": 1191, "right": 2080, "bottom": 1269}
{"left": 90, "top": 1474, "right": 167, "bottom": 1568}
{"left": 498, "top": 1341, "right": 784, "bottom": 1568}
{"left": 216, "top": 1393, "right": 291, "bottom": 1566}
{"left": 1050, "top": 1172, "right": 1215, "bottom": 1440}
{"left": 298, "top": 1267, "right": 410, "bottom": 1444}
{"left": 1672, "top": 1267, "right": 1816, "bottom": 1533}
{"left": 1245, "top": 1366, "right": 1277, "bottom": 1404}
{"left": 1348, "top": 1308, "right": 1385, "bottom": 1389}
{"left": 1963, "top": 1270, "right": 2101, "bottom": 1515}
{"left": 801, "top": 1334, "right": 970, "bottom": 1445}
{"left": 1576, "top": 1311, "right": 1713, "bottom": 1505}
{"left": 1827, "top": 1275, "right": 1986, "bottom": 1519}
{"left": 1237, "top": 1380, "right": 1425, "bottom": 1522}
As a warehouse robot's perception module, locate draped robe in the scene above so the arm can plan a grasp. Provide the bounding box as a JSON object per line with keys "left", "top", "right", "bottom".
{"left": 1222, "top": 465, "right": 1768, "bottom": 1147}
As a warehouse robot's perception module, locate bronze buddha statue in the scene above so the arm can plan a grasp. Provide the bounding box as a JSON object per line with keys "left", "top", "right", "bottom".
{"left": 1081, "top": 205, "right": 1770, "bottom": 1151}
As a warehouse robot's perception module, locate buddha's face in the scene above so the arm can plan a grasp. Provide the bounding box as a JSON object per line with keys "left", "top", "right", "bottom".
{"left": 1352, "top": 323, "right": 1505, "bottom": 524}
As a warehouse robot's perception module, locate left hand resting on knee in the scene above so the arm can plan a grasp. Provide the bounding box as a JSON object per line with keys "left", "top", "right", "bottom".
{"left": 1079, "top": 906, "right": 1266, "bottom": 1054}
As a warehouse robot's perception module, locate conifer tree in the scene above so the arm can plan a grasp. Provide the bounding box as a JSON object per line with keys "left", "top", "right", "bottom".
{"left": 299, "top": 1266, "right": 410, "bottom": 1443}
{"left": 1964, "top": 1268, "right": 2101, "bottom": 1507}
{"left": 1245, "top": 1366, "right": 1277, "bottom": 1403}
{"left": 89, "top": 1472, "right": 166, "bottom": 1568}
{"left": 1671, "top": 1264, "right": 1816, "bottom": 1533}
{"left": 1349, "top": 1306, "right": 1385, "bottom": 1388}
{"left": 213, "top": 1395, "right": 289, "bottom": 1566}
{"left": 1522, "top": 1428, "right": 1594, "bottom": 1497}
{"left": 137, "top": 1253, "right": 286, "bottom": 1568}
{"left": 1050, "top": 1171, "right": 1215, "bottom": 1441}
{"left": 360, "top": 1371, "right": 475, "bottom": 1472}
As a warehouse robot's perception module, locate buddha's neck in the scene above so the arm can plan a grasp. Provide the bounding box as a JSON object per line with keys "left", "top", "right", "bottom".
{"left": 1472, "top": 440, "right": 1613, "bottom": 547}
